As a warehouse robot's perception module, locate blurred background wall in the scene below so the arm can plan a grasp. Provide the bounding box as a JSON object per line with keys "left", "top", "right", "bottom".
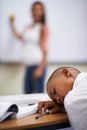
{"left": 0, "top": 0, "right": 87, "bottom": 63}
{"left": 0, "top": 0, "right": 87, "bottom": 95}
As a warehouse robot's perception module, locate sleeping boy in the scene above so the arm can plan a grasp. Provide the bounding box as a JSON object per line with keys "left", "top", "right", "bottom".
{"left": 38, "top": 67, "right": 87, "bottom": 130}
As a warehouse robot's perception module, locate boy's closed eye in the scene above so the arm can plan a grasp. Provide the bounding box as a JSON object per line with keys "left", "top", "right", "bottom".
{"left": 51, "top": 88, "right": 58, "bottom": 102}
{"left": 53, "top": 88, "right": 56, "bottom": 95}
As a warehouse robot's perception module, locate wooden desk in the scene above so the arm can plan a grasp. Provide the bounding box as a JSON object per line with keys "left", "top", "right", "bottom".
{"left": 0, "top": 113, "right": 70, "bottom": 130}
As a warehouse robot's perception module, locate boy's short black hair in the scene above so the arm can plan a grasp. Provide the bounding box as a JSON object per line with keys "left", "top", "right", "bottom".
{"left": 47, "top": 66, "right": 80, "bottom": 83}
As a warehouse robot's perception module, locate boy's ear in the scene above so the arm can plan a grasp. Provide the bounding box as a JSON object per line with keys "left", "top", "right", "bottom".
{"left": 62, "top": 69, "right": 70, "bottom": 78}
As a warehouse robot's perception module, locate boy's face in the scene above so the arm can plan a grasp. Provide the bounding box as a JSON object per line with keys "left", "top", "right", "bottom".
{"left": 46, "top": 71, "right": 74, "bottom": 104}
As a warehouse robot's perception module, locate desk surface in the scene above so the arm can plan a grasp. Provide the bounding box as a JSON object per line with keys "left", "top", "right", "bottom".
{"left": 0, "top": 113, "right": 69, "bottom": 130}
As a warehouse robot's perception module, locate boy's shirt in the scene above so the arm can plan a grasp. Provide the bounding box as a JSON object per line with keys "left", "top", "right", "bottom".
{"left": 64, "top": 72, "right": 87, "bottom": 130}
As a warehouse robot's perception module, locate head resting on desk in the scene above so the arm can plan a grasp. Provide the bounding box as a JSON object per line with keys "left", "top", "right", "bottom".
{"left": 46, "top": 67, "right": 80, "bottom": 104}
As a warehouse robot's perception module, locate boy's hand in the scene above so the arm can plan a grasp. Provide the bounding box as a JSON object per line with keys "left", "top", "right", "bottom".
{"left": 38, "top": 101, "right": 62, "bottom": 114}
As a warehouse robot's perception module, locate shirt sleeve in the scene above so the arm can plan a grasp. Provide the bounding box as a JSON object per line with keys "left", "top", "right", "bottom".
{"left": 64, "top": 92, "right": 87, "bottom": 130}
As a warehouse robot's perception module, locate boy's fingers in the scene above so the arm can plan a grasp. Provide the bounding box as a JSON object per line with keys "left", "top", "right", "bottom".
{"left": 43, "top": 104, "right": 50, "bottom": 113}
{"left": 44, "top": 102, "right": 53, "bottom": 112}
{"left": 49, "top": 107, "right": 60, "bottom": 114}
{"left": 38, "top": 102, "right": 45, "bottom": 113}
{"left": 38, "top": 101, "right": 60, "bottom": 114}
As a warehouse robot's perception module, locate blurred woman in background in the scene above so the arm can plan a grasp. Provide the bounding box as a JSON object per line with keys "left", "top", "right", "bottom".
{"left": 9, "top": 1, "right": 48, "bottom": 93}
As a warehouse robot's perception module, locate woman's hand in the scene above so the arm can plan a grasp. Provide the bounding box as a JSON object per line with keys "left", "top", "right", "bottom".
{"left": 9, "top": 14, "right": 15, "bottom": 24}
{"left": 38, "top": 101, "right": 62, "bottom": 114}
{"left": 9, "top": 15, "right": 23, "bottom": 40}
{"left": 33, "top": 67, "right": 43, "bottom": 78}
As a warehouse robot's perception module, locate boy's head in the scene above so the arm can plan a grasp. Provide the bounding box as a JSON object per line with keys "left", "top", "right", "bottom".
{"left": 46, "top": 67, "right": 80, "bottom": 104}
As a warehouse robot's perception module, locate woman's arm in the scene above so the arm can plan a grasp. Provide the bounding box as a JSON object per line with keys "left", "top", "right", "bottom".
{"left": 33, "top": 24, "right": 49, "bottom": 78}
{"left": 39, "top": 24, "right": 48, "bottom": 69}
{"left": 9, "top": 15, "right": 23, "bottom": 39}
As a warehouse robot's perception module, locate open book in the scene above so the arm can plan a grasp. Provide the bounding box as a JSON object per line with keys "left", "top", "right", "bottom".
{"left": 0, "top": 93, "right": 49, "bottom": 104}
{"left": 0, "top": 93, "right": 50, "bottom": 122}
{"left": 0, "top": 101, "right": 38, "bottom": 122}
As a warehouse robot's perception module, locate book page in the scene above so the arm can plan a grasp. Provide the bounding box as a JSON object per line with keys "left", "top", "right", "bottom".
{"left": 17, "top": 104, "right": 38, "bottom": 118}
{"left": 0, "top": 112, "right": 14, "bottom": 122}
{"left": 0, "top": 102, "right": 17, "bottom": 118}
{"left": 0, "top": 102, "right": 18, "bottom": 122}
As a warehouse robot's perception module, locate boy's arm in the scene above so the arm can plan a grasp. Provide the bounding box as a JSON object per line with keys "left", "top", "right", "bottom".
{"left": 64, "top": 91, "right": 87, "bottom": 130}
{"left": 38, "top": 101, "right": 65, "bottom": 114}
